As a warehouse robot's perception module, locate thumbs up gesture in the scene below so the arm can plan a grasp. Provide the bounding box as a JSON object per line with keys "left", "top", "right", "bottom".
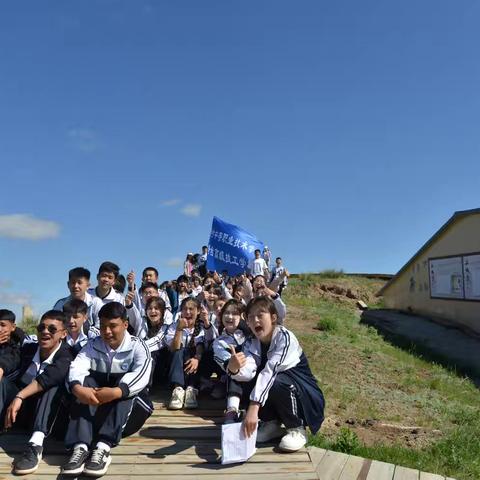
{"left": 227, "top": 344, "right": 246, "bottom": 374}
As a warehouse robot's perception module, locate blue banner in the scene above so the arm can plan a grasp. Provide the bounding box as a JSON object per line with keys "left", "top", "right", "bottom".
{"left": 206, "top": 217, "right": 264, "bottom": 276}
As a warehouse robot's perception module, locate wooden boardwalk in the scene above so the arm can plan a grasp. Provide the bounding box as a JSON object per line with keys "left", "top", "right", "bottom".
{"left": 0, "top": 391, "right": 456, "bottom": 480}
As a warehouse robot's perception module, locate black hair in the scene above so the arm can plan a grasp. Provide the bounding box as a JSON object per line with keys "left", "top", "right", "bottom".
{"left": 276, "top": 257, "right": 282, "bottom": 261}
{"left": 99, "top": 301, "right": 127, "bottom": 321}
{"left": 140, "top": 282, "right": 159, "bottom": 294}
{"left": 114, "top": 274, "right": 126, "bottom": 294}
{"left": 98, "top": 261, "right": 120, "bottom": 278}
{"left": 254, "top": 249, "right": 261, "bottom": 254}
{"left": 68, "top": 267, "right": 90, "bottom": 281}
{"left": 218, "top": 299, "right": 245, "bottom": 335}
{"left": 40, "top": 309, "right": 68, "bottom": 326}
{"left": 0, "top": 309, "right": 16, "bottom": 323}
{"left": 145, "top": 297, "right": 166, "bottom": 337}
{"left": 142, "top": 267, "right": 159, "bottom": 278}
{"left": 62, "top": 299, "right": 88, "bottom": 317}
{"left": 202, "top": 245, "right": 208, "bottom": 250}
{"left": 179, "top": 297, "right": 202, "bottom": 353}
{"left": 245, "top": 296, "right": 278, "bottom": 319}
{"left": 176, "top": 275, "right": 189, "bottom": 283}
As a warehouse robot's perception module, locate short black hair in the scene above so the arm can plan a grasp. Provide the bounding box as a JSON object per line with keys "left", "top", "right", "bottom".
{"left": 276, "top": 257, "right": 282, "bottom": 261}
{"left": 140, "top": 282, "right": 159, "bottom": 293}
{"left": 202, "top": 245, "right": 208, "bottom": 250}
{"left": 254, "top": 249, "right": 261, "bottom": 254}
{"left": 98, "top": 261, "right": 120, "bottom": 278}
{"left": 143, "top": 267, "right": 159, "bottom": 278}
{"left": 114, "top": 274, "right": 126, "bottom": 294}
{"left": 0, "top": 309, "right": 16, "bottom": 323}
{"left": 99, "top": 302, "right": 127, "bottom": 321}
{"left": 68, "top": 267, "right": 90, "bottom": 281}
{"left": 63, "top": 299, "right": 88, "bottom": 317}
{"left": 40, "top": 310, "right": 67, "bottom": 326}
{"left": 176, "top": 275, "right": 189, "bottom": 284}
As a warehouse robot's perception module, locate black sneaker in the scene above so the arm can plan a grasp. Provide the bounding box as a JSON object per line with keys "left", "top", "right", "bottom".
{"left": 61, "top": 445, "right": 90, "bottom": 475}
{"left": 224, "top": 407, "right": 240, "bottom": 424}
{"left": 12, "top": 443, "right": 42, "bottom": 475}
{"left": 83, "top": 448, "right": 112, "bottom": 477}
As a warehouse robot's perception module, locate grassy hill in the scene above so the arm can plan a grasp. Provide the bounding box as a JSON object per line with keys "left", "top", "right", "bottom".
{"left": 284, "top": 273, "right": 479, "bottom": 480}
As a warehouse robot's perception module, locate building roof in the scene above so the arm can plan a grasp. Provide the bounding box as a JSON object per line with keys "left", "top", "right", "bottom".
{"left": 378, "top": 208, "right": 480, "bottom": 296}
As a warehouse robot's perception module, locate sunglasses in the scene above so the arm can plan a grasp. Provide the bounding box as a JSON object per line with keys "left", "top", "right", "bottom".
{"left": 36, "top": 324, "right": 64, "bottom": 334}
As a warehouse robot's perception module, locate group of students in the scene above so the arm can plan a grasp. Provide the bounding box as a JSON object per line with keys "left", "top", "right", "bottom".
{"left": 0, "top": 252, "right": 324, "bottom": 477}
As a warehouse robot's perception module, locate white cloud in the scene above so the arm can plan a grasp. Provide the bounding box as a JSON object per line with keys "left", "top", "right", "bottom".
{"left": 180, "top": 204, "right": 202, "bottom": 217}
{"left": 165, "top": 257, "right": 183, "bottom": 268}
{"left": 160, "top": 199, "right": 181, "bottom": 207}
{"left": 0, "top": 214, "right": 60, "bottom": 240}
{"left": 67, "top": 128, "right": 99, "bottom": 152}
{"left": 0, "top": 291, "right": 31, "bottom": 305}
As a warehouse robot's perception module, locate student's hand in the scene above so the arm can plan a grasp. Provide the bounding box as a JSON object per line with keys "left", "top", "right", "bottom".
{"left": 176, "top": 317, "right": 188, "bottom": 331}
{"left": 125, "top": 291, "right": 135, "bottom": 306}
{"left": 127, "top": 271, "right": 135, "bottom": 289}
{"left": 243, "top": 403, "right": 259, "bottom": 438}
{"left": 94, "top": 387, "right": 123, "bottom": 404}
{"left": 227, "top": 345, "right": 246, "bottom": 374}
{"left": 0, "top": 330, "right": 10, "bottom": 344}
{"left": 4, "top": 397, "right": 23, "bottom": 429}
{"left": 0, "top": 367, "right": 3, "bottom": 382}
{"left": 184, "top": 357, "right": 199, "bottom": 374}
{"left": 213, "top": 272, "right": 222, "bottom": 284}
{"left": 73, "top": 385, "right": 100, "bottom": 406}
{"left": 200, "top": 305, "right": 209, "bottom": 328}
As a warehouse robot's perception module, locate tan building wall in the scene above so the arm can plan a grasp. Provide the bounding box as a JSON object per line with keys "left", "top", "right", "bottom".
{"left": 383, "top": 213, "right": 480, "bottom": 335}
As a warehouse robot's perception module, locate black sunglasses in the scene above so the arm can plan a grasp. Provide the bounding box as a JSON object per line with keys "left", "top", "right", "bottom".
{"left": 36, "top": 324, "right": 64, "bottom": 334}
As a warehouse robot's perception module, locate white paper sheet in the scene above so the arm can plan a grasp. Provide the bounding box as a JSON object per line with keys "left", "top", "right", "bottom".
{"left": 221, "top": 422, "right": 257, "bottom": 465}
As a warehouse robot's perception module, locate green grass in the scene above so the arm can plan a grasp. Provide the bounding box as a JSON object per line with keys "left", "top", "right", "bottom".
{"left": 283, "top": 275, "right": 480, "bottom": 480}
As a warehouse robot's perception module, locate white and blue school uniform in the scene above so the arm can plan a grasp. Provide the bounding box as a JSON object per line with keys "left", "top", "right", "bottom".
{"left": 231, "top": 326, "right": 324, "bottom": 434}
{"left": 213, "top": 330, "right": 247, "bottom": 372}
{"left": 53, "top": 291, "right": 103, "bottom": 329}
{"left": 126, "top": 303, "right": 173, "bottom": 342}
{"left": 65, "top": 332, "right": 153, "bottom": 449}
{"left": 87, "top": 286, "right": 125, "bottom": 305}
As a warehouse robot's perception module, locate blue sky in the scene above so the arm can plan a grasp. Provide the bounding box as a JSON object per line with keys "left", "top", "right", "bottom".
{"left": 1, "top": 1, "right": 479, "bottom": 318}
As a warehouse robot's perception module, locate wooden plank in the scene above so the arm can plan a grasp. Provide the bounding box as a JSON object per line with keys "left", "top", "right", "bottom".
{"left": 338, "top": 456, "right": 370, "bottom": 480}
{"left": 366, "top": 460, "right": 395, "bottom": 480}
{"left": 393, "top": 466, "right": 419, "bottom": 480}
{"left": 316, "top": 450, "right": 349, "bottom": 480}
{"left": 0, "top": 474, "right": 319, "bottom": 480}
{"left": 307, "top": 447, "right": 327, "bottom": 470}
{"left": 419, "top": 473, "right": 445, "bottom": 480}
{"left": 0, "top": 452, "right": 311, "bottom": 465}
{"left": 136, "top": 426, "right": 220, "bottom": 439}
{"left": 0, "top": 461, "right": 317, "bottom": 475}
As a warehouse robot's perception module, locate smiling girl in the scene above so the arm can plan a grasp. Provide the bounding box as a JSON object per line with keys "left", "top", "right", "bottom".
{"left": 166, "top": 298, "right": 205, "bottom": 410}
{"left": 227, "top": 297, "right": 325, "bottom": 452}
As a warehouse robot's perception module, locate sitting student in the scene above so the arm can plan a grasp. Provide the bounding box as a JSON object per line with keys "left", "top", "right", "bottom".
{"left": 228, "top": 297, "right": 324, "bottom": 452}
{"left": 133, "top": 267, "right": 172, "bottom": 312}
{"left": 1, "top": 310, "right": 73, "bottom": 475}
{"left": 0, "top": 308, "right": 21, "bottom": 394}
{"left": 62, "top": 302, "right": 152, "bottom": 477}
{"left": 166, "top": 298, "right": 205, "bottom": 410}
{"left": 88, "top": 261, "right": 125, "bottom": 305}
{"left": 125, "top": 296, "right": 170, "bottom": 384}
{"left": 167, "top": 275, "right": 195, "bottom": 316}
{"left": 63, "top": 299, "right": 99, "bottom": 355}
{"left": 129, "top": 282, "right": 173, "bottom": 326}
{"left": 212, "top": 300, "right": 249, "bottom": 422}
{"left": 251, "top": 275, "right": 287, "bottom": 324}
{"left": 54, "top": 267, "right": 104, "bottom": 328}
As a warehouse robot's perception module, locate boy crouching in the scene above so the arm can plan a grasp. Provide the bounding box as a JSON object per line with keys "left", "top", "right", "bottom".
{"left": 62, "top": 302, "right": 152, "bottom": 477}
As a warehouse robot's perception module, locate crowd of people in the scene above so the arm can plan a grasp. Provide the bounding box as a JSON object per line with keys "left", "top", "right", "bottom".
{"left": 0, "top": 246, "right": 325, "bottom": 477}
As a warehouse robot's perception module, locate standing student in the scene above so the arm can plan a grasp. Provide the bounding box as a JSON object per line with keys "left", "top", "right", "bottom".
{"left": 183, "top": 253, "right": 195, "bottom": 278}
{"left": 166, "top": 298, "right": 205, "bottom": 410}
{"left": 198, "top": 246, "right": 208, "bottom": 277}
{"left": 62, "top": 302, "right": 152, "bottom": 477}
{"left": 270, "top": 257, "right": 289, "bottom": 296}
{"left": 54, "top": 267, "right": 103, "bottom": 328}
{"left": 248, "top": 250, "right": 269, "bottom": 278}
{"left": 88, "top": 261, "right": 124, "bottom": 305}
{"left": 1, "top": 310, "right": 73, "bottom": 475}
{"left": 262, "top": 246, "right": 272, "bottom": 270}
{"left": 228, "top": 297, "right": 324, "bottom": 452}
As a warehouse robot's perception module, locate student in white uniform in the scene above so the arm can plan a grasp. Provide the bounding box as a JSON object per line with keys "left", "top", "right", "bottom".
{"left": 227, "top": 297, "right": 325, "bottom": 452}
{"left": 62, "top": 300, "right": 99, "bottom": 356}
{"left": 53, "top": 267, "right": 103, "bottom": 329}
{"left": 88, "top": 261, "right": 125, "bottom": 305}
{"left": 248, "top": 249, "right": 269, "bottom": 278}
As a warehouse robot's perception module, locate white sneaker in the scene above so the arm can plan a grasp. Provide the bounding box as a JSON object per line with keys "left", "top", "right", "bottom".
{"left": 184, "top": 386, "right": 198, "bottom": 409}
{"left": 256, "top": 420, "right": 286, "bottom": 443}
{"left": 168, "top": 386, "right": 185, "bottom": 410}
{"left": 278, "top": 427, "right": 308, "bottom": 452}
